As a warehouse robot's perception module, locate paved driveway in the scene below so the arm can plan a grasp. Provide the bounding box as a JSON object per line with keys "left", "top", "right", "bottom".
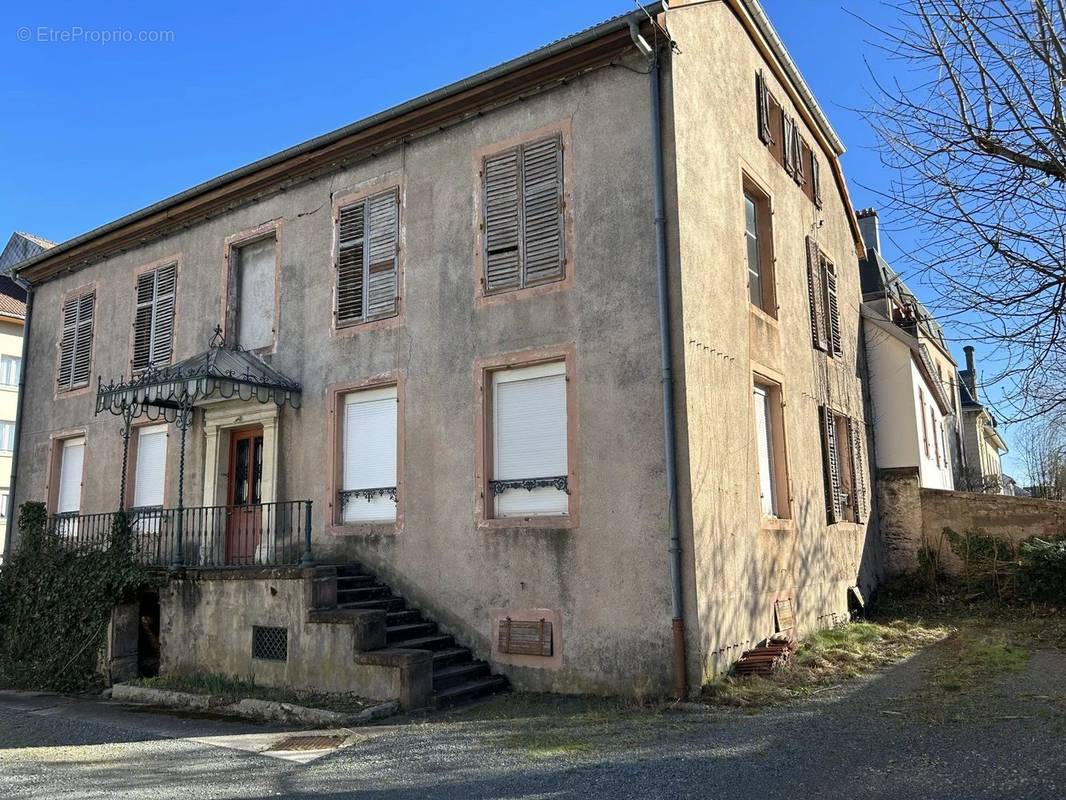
{"left": 1, "top": 641, "right": 1063, "bottom": 799}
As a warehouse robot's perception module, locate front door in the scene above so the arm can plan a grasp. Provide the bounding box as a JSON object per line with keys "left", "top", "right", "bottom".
{"left": 226, "top": 425, "right": 264, "bottom": 565}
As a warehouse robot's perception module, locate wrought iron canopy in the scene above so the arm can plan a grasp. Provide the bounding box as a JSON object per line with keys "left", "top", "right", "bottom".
{"left": 96, "top": 336, "right": 302, "bottom": 422}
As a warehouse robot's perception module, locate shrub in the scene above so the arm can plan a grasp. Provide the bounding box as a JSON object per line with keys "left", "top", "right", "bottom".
{"left": 0, "top": 503, "right": 158, "bottom": 692}
{"left": 1018, "top": 538, "right": 1066, "bottom": 603}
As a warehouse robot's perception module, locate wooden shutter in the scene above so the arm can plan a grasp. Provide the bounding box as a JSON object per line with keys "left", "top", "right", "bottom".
{"left": 342, "top": 386, "right": 398, "bottom": 523}
{"left": 756, "top": 70, "right": 771, "bottom": 144}
{"left": 57, "top": 437, "right": 85, "bottom": 515}
{"left": 58, "top": 292, "right": 95, "bottom": 391}
{"left": 849, "top": 417, "right": 867, "bottom": 522}
{"left": 806, "top": 238, "right": 827, "bottom": 351}
{"left": 483, "top": 147, "right": 521, "bottom": 292}
{"left": 794, "top": 138, "right": 807, "bottom": 186}
{"left": 825, "top": 262, "right": 842, "bottom": 355}
{"left": 133, "top": 425, "right": 167, "bottom": 508}
{"left": 493, "top": 362, "right": 568, "bottom": 517}
{"left": 366, "top": 189, "right": 399, "bottom": 318}
{"left": 819, "top": 407, "right": 841, "bottom": 523}
{"left": 782, "top": 114, "right": 795, "bottom": 177}
{"left": 521, "top": 136, "right": 564, "bottom": 285}
{"left": 811, "top": 151, "right": 823, "bottom": 208}
{"left": 132, "top": 265, "right": 177, "bottom": 372}
{"left": 336, "top": 201, "right": 366, "bottom": 325}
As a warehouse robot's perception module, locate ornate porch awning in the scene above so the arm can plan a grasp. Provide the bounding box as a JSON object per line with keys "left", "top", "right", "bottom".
{"left": 96, "top": 336, "right": 302, "bottom": 423}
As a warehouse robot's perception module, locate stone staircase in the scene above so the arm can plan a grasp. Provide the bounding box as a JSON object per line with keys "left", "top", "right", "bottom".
{"left": 330, "top": 564, "right": 508, "bottom": 708}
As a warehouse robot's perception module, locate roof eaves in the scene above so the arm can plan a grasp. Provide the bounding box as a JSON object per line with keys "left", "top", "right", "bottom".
{"left": 15, "top": 6, "right": 656, "bottom": 283}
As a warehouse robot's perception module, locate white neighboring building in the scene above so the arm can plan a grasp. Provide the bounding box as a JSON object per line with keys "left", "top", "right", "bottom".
{"left": 857, "top": 210, "right": 963, "bottom": 490}
{"left": 0, "top": 232, "right": 53, "bottom": 559}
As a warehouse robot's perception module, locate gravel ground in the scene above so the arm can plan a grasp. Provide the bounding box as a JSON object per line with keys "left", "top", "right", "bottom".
{"left": 0, "top": 640, "right": 1063, "bottom": 800}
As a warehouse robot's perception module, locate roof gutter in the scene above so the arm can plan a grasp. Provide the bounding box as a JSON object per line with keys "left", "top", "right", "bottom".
{"left": 15, "top": 6, "right": 659, "bottom": 284}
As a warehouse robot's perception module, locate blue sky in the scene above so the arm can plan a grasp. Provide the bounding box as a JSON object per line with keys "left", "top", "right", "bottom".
{"left": 0, "top": 0, "right": 1020, "bottom": 472}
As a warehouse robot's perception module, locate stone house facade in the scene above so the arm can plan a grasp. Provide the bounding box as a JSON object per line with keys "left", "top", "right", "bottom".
{"left": 10, "top": 0, "right": 878, "bottom": 698}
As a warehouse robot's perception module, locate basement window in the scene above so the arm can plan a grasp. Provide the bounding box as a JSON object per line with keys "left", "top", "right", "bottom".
{"left": 251, "top": 625, "right": 288, "bottom": 662}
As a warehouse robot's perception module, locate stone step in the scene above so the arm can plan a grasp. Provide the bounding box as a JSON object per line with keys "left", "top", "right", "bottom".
{"left": 396, "top": 633, "right": 455, "bottom": 652}
{"left": 386, "top": 621, "right": 437, "bottom": 644}
{"left": 339, "top": 597, "right": 406, "bottom": 612}
{"left": 433, "top": 675, "right": 509, "bottom": 709}
{"left": 432, "top": 661, "right": 490, "bottom": 691}
{"left": 338, "top": 585, "right": 391, "bottom": 602}
{"left": 386, "top": 609, "right": 423, "bottom": 626}
{"left": 336, "top": 574, "right": 376, "bottom": 589}
{"left": 431, "top": 647, "right": 475, "bottom": 669}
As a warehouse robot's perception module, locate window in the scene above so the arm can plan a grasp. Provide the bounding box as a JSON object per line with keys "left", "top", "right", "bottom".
{"left": 0, "top": 422, "right": 14, "bottom": 453}
{"left": 57, "top": 291, "right": 95, "bottom": 392}
{"left": 0, "top": 355, "right": 20, "bottom": 387}
{"left": 819, "top": 408, "right": 866, "bottom": 523}
{"left": 55, "top": 437, "right": 85, "bottom": 516}
{"left": 227, "top": 234, "right": 277, "bottom": 351}
{"left": 132, "top": 425, "right": 167, "bottom": 509}
{"left": 919, "top": 387, "right": 930, "bottom": 457}
{"left": 339, "top": 386, "right": 398, "bottom": 523}
{"left": 753, "top": 385, "right": 781, "bottom": 517}
{"left": 805, "top": 239, "right": 841, "bottom": 355}
{"left": 0, "top": 491, "right": 8, "bottom": 519}
{"left": 132, "top": 263, "right": 177, "bottom": 372}
{"left": 744, "top": 185, "right": 775, "bottom": 314}
{"left": 931, "top": 407, "right": 941, "bottom": 466}
{"left": 482, "top": 134, "right": 564, "bottom": 293}
{"left": 335, "top": 188, "right": 400, "bottom": 327}
{"left": 490, "top": 361, "right": 569, "bottom": 518}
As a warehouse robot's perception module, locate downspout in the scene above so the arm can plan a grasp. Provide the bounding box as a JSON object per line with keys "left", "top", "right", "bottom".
{"left": 2, "top": 278, "right": 33, "bottom": 564}
{"left": 630, "top": 18, "right": 687, "bottom": 699}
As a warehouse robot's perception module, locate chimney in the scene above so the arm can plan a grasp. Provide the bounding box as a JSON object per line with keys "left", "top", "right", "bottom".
{"left": 963, "top": 345, "right": 977, "bottom": 401}
{"left": 856, "top": 208, "right": 880, "bottom": 254}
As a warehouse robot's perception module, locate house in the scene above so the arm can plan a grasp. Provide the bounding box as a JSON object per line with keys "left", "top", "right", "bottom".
{"left": 958, "top": 346, "right": 1009, "bottom": 493}
{"left": 857, "top": 210, "right": 963, "bottom": 490}
{"left": 0, "top": 233, "right": 49, "bottom": 560}
{"left": 9, "top": 0, "right": 876, "bottom": 702}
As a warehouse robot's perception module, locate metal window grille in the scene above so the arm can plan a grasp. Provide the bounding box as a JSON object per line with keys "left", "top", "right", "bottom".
{"left": 251, "top": 625, "right": 288, "bottom": 662}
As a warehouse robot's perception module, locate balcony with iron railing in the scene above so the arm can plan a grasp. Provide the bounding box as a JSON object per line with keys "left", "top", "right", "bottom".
{"left": 47, "top": 500, "right": 313, "bottom": 569}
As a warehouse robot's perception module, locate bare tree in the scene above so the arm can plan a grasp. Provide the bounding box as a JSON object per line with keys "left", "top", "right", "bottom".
{"left": 866, "top": 0, "right": 1066, "bottom": 417}
{"left": 1017, "top": 413, "right": 1066, "bottom": 496}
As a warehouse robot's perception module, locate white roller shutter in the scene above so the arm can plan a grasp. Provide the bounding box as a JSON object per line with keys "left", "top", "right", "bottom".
{"left": 493, "top": 362, "right": 568, "bottom": 517}
{"left": 133, "top": 425, "right": 167, "bottom": 508}
{"left": 57, "top": 437, "right": 85, "bottom": 515}
{"left": 342, "top": 386, "right": 398, "bottom": 523}
{"left": 753, "top": 386, "right": 777, "bottom": 516}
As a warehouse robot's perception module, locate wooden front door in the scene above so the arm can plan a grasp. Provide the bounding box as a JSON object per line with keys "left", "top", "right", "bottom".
{"left": 226, "top": 425, "right": 264, "bottom": 565}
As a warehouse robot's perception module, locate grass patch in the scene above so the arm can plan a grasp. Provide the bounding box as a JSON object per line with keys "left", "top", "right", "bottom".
{"left": 932, "top": 631, "right": 1030, "bottom": 693}
{"left": 701, "top": 620, "right": 948, "bottom": 709}
{"left": 501, "top": 729, "right": 595, "bottom": 758}
{"left": 135, "top": 673, "right": 374, "bottom": 713}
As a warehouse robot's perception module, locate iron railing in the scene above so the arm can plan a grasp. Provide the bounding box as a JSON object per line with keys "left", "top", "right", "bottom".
{"left": 46, "top": 500, "right": 313, "bottom": 569}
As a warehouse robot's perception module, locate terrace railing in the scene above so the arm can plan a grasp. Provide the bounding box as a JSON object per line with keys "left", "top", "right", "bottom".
{"left": 46, "top": 500, "right": 313, "bottom": 569}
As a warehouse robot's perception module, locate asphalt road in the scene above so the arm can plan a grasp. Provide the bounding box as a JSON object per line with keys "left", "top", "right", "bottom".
{"left": 1, "top": 645, "right": 1063, "bottom": 800}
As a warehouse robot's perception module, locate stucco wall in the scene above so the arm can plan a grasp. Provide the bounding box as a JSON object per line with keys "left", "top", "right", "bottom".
{"left": 0, "top": 317, "right": 21, "bottom": 554}
{"left": 14, "top": 56, "right": 675, "bottom": 695}
{"left": 666, "top": 1, "right": 880, "bottom": 683}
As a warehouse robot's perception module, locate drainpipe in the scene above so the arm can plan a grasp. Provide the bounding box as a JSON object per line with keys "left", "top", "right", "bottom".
{"left": 2, "top": 278, "right": 33, "bottom": 564}
{"left": 630, "top": 18, "right": 687, "bottom": 699}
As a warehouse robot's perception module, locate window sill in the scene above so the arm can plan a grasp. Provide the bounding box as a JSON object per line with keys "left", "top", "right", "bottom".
{"left": 748, "top": 303, "right": 779, "bottom": 326}
{"left": 829, "top": 521, "right": 864, "bottom": 533}
{"left": 327, "top": 520, "right": 401, "bottom": 537}
{"left": 332, "top": 313, "right": 403, "bottom": 337}
{"left": 478, "top": 515, "right": 576, "bottom": 531}
{"left": 761, "top": 516, "right": 793, "bottom": 532}
{"left": 475, "top": 275, "right": 572, "bottom": 309}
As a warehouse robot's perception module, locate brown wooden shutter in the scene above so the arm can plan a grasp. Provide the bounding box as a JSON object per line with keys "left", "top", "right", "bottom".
{"left": 819, "top": 406, "right": 841, "bottom": 523}
{"left": 806, "top": 237, "right": 827, "bottom": 351}
{"left": 849, "top": 417, "right": 867, "bottom": 521}
{"left": 68, "top": 292, "right": 95, "bottom": 389}
{"left": 366, "top": 189, "right": 399, "bottom": 318}
{"left": 782, "top": 114, "right": 795, "bottom": 177}
{"left": 336, "top": 201, "right": 366, "bottom": 325}
{"left": 57, "top": 296, "right": 79, "bottom": 389}
{"left": 521, "top": 135, "right": 564, "bottom": 285}
{"left": 132, "top": 264, "right": 177, "bottom": 372}
{"left": 795, "top": 138, "right": 807, "bottom": 186}
{"left": 483, "top": 147, "right": 521, "bottom": 292}
{"left": 811, "top": 151, "right": 823, "bottom": 208}
{"left": 756, "top": 70, "right": 771, "bottom": 144}
{"left": 825, "top": 262, "right": 842, "bottom": 355}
